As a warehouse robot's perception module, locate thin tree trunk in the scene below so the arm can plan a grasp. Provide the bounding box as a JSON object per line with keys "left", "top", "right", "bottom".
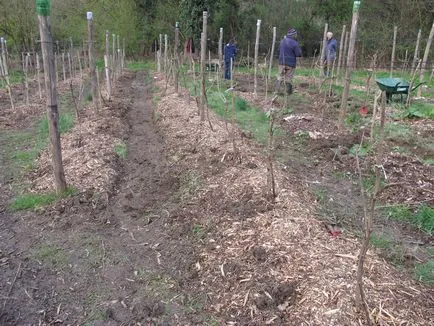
{"left": 417, "top": 22, "right": 434, "bottom": 97}
{"left": 339, "top": 0, "right": 361, "bottom": 129}
{"left": 337, "top": 25, "right": 346, "bottom": 77}
{"left": 38, "top": 12, "right": 67, "bottom": 192}
{"left": 254, "top": 19, "right": 261, "bottom": 96}
{"left": 356, "top": 91, "right": 386, "bottom": 326}
{"left": 390, "top": 25, "right": 397, "bottom": 77}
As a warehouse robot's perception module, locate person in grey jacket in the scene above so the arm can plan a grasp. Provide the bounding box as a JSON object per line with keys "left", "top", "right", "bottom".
{"left": 324, "top": 31, "right": 337, "bottom": 76}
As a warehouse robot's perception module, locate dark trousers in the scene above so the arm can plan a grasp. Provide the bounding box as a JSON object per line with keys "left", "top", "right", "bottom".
{"left": 224, "top": 60, "right": 232, "bottom": 80}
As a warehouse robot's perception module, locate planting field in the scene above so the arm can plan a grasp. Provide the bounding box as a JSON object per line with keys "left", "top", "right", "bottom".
{"left": 0, "top": 59, "right": 433, "bottom": 325}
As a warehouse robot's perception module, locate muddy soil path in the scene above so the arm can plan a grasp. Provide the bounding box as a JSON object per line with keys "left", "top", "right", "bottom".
{"left": 0, "top": 71, "right": 201, "bottom": 325}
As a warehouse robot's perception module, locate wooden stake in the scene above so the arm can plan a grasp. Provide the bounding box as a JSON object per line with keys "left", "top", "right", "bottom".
{"left": 342, "top": 31, "right": 349, "bottom": 81}
{"left": 218, "top": 27, "right": 223, "bottom": 76}
{"left": 254, "top": 19, "right": 261, "bottom": 96}
{"left": 417, "top": 21, "right": 434, "bottom": 97}
{"left": 24, "top": 53, "right": 30, "bottom": 105}
{"left": 77, "top": 50, "right": 83, "bottom": 79}
{"left": 407, "top": 59, "right": 422, "bottom": 107}
{"left": 339, "top": 0, "right": 361, "bottom": 129}
{"left": 112, "top": 34, "right": 116, "bottom": 80}
{"left": 122, "top": 38, "right": 125, "bottom": 72}
{"left": 390, "top": 25, "right": 397, "bottom": 76}
{"left": 157, "top": 34, "right": 162, "bottom": 72}
{"left": 117, "top": 35, "right": 120, "bottom": 76}
{"left": 37, "top": 5, "right": 67, "bottom": 192}
{"left": 320, "top": 23, "right": 328, "bottom": 77}
{"left": 70, "top": 37, "right": 74, "bottom": 78}
{"left": 0, "top": 37, "right": 8, "bottom": 75}
{"left": 175, "top": 22, "right": 180, "bottom": 94}
{"left": 55, "top": 41, "right": 59, "bottom": 82}
{"left": 164, "top": 34, "right": 168, "bottom": 76}
{"left": 62, "top": 52, "right": 66, "bottom": 81}
{"left": 411, "top": 29, "right": 422, "bottom": 71}
{"left": 200, "top": 12, "right": 208, "bottom": 121}
{"left": 337, "top": 25, "right": 346, "bottom": 77}
{"left": 268, "top": 26, "right": 277, "bottom": 80}
{"left": 36, "top": 52, "right": 42, "bottom": 99}
{"left": 68, "top": 52, "right": 72, "bottom": 79}
{"left": 247, "top": 41, "right": 250, "bottom": 70}
{"left": 105, "top": 31, "right": 111, "bottom": 99}
{"left": 87, "top": 11, "right": 99, "bottom": 111}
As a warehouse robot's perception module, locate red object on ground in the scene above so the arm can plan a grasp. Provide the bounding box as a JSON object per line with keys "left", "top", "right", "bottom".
{"left": 359, "top": 106, "right": 369, "bottom": 116}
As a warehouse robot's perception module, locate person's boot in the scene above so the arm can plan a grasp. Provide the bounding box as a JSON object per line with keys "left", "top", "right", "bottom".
{"left": 286, "top": 82, "right": 293, "bottom": 95}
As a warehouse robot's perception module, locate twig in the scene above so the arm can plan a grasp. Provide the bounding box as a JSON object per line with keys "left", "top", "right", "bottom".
{"left": 2, "top": 262, "right": 21, "bottom": 311}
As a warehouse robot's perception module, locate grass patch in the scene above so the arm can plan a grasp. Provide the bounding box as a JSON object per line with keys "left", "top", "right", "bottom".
{"left": 114, "top": 142, "right": 127, "bottom": 159}
{"left": 10, "top": 187, "right": 77, "bottom": 211}
{"left": 175, "top": 170, "right": 203, "bottom": 203}
{"left": 207, "top": 91, "right": 278, "bottom": 145}
{"left": 404, "top": 101, "right": 434, "bottom": 119}
{"left": 424, "top": 158, "right": 434, "bottom": 166}
{"left": 128, "top": 61, "right": 156, "bottom": 72}
{"left": 370, "top": 233, "right": 395, "bottom": 249}
{"left": 383, "top": 205, "right": 434, "bottom": 235}
{"left": 349, "top": 142, "right": 373, "bottom": 157}
{"left": 414, "top": 260, "right": 434, "bottom": 285}
{"left": 30, "top": 243, "right": 68, "bottom": 269}
{"left": 384, "top": 123, "right": 413, "bottom": 141}
{"left": 38, "top": 111, "right": 75, "bottom": 135}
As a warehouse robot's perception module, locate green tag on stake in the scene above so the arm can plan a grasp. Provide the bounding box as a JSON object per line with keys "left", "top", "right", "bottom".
{"left": 353, "top": 0, "right": 361, "bottom": 12}
{"left": 36, "top": 0, "right": 50, "bottom": 16}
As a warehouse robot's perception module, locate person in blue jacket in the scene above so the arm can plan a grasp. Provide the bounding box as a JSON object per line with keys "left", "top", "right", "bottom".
{"left": 324, "top": 31, "right": 337, "bottom": 76}
{"left": 224, "top": 38, "right": 237, "bottom": 80}
{"left": 275, "top": 28, "right": 302, "bottom": 95}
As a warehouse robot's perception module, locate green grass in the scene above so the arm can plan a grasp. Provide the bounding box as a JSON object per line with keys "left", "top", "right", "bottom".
{"left": 404, "top": 101, "right": 434, "bottom": 119}
{"left": 206, "top": 91, "right": 276, "bottom": 145}
{"left": 370, "top": 233, "right": 395, "bottom": 249}
{"left": 128, "top": 61, "right": 156, "bottom": 72}
{"left": 384, "top": 123, "right": 413, "bottom": 141}
{"left": 383, "top": 205, "right": 434, "bottom": 235}
{"left": 349, "top": 142, "right": 373, "bottom": 157}
{"left": 424, "top": 158, "right": 434, "bottom": 166}
{"left": 7, "top": 111, "right": 76, "bottom": 173}
{"left": 29, "top": 243, "right": 68, "bottom": 269}
{"left": 0, "top": 70, "right": 24, "bottom": 88}
{"left": 10, "top": 187, "right": 77, "bottom": 211}
{"left": 414, "top": 260, "right": 434, "bottom": 285}
{"left": 114, "top": 142, "right": 127, "bottom": 159}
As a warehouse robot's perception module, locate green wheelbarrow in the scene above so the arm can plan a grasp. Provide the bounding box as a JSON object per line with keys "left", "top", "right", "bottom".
{"left": 375, "top": 77, "right": 425, "bottom": 102}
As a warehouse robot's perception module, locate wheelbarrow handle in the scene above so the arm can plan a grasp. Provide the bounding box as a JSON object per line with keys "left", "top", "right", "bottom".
{"left": 411, "top": 81, "right": 426, "bottom": 92}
